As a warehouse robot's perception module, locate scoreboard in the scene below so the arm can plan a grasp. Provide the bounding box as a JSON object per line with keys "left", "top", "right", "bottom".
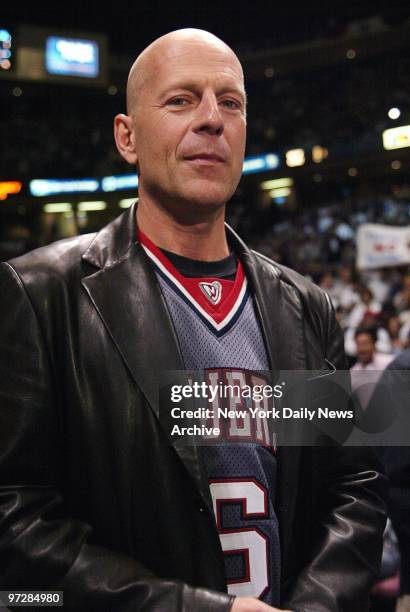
{"left": 0, "top": 24, "right": 107, "bottom": 86}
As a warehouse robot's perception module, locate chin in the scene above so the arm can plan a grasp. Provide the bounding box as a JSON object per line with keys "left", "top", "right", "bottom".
{"left": 180, "top": 184, "right": 235, "bottom": 209}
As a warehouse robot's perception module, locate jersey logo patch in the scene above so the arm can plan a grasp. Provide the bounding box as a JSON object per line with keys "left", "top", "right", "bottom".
{"left": 199, "top": 281, "right": 222, "bottom": 305}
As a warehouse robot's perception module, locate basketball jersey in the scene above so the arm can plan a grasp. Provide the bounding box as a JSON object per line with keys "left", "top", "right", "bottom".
{"left": 139, "top": 230, "right": 281, "bottom": 606}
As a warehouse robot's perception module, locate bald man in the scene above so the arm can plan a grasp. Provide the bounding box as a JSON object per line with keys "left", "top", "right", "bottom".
{"left": 0, "top": 29, "right": 385, "bottom": 612}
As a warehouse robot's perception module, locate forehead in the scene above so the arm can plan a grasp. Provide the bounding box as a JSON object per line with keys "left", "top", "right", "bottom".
{"left": 146, "top": 39, "right": 244, "bottom": 92}
{"left": 357, "top": 334, "right": 373, "bottom": 343}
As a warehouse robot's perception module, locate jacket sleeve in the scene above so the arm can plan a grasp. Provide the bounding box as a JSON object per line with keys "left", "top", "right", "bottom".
{"left": 0, "top": 262, "right": 234, "bottom": 612}
{"left": 371, "top": 362, "right": 410, "bottom": 595}
{"left": 284, "top": 293, "right": 387, "bottom": 612}
{"left": 377, "top": 444, "right": 410, "bottom": 595}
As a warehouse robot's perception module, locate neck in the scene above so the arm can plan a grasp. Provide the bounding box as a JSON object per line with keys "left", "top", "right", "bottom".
{"left": 360, "top": 355, "right": 374, "bottom": 366}
{"left": 136, "top": 196, "right": 230, "bottom": 261}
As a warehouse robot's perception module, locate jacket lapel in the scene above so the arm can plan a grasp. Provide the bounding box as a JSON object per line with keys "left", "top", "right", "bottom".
{"left": 81, "top": 203, "right": 213, "bottom": 511}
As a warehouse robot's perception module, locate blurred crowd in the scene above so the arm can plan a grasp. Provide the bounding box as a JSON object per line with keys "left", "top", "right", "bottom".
{"left": 245, "top": 193, "right": 410, "bottom": 365}
{"left": 246, "top": 51, "right": 410, "bottom": 158}
{"left": 3, "top": 92, "right": 128, "bottom": 181}
{"left": 325, "top": 267, "right": 410, "bottom": 360}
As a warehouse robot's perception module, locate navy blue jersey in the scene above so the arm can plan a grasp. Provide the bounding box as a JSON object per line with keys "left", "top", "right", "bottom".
{"left": 140, "top": 231, "right": 281, "bottom": 605}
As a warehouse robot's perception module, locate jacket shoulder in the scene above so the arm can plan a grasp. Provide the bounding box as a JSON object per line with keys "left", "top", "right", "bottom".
{"left": 251, "top": 249, "right": 331, "bottom": 314}
{"left": 250, "top": 249, "right": 335, "bottom": 357}
{"left": 4, "top": 233, "right": 97, "bottom": 282}
{"left": 388, "top": 348, "right": 410, "bottom": 370}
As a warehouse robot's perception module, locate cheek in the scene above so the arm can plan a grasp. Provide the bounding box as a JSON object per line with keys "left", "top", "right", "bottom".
{"left": 155, "top": 113, "right": 186, "bottom": 145}
{"left": 232, "top": 129, "right": 246, "bottom": 165}
{"left": 136, "top": 116, "right": 173, "bottom": 158}
{"left": 234, "top": 118, "right": 246, "bottom": 141}
{"left": 230, "top": 124, "right": 246, "bottom": 159}
{"left": 154, "top": 127, "right": 182, "bottom": 166}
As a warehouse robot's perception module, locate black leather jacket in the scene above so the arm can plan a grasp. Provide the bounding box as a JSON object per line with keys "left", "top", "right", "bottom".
{"left": 0, "top": 203, "right": 385, "bottom": 611}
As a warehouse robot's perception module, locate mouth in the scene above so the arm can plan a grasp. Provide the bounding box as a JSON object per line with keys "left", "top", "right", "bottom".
{"left": 183, "top": 153, "right": 226, "bottom": 165}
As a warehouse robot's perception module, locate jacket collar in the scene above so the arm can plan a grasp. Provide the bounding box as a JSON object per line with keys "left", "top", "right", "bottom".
{"left": 82, "top": 199, "right": 140, "bottom": 269}
{"left": 81, "top": 203, "right": 304, "bottom": 560}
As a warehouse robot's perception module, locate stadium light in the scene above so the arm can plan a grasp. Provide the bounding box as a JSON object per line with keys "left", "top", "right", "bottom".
{"left": 242, "top": 153, "right": 280, "bottom": 174}
{"left": 269, "top": 187, "right": 291, "bottom": 199}
{"left": 43, "top": 203, "right": 72, "bottom": 213}
{"left": 118, "top": 198, "right": 136, "bottom": 208}
{"left": 286, "top": 149, "right": 305, "bottom": 167}
{"left": 382, "top": 126, "right": 410, "bottom": 150}
{"left": 261, "top": 178, "right": 293, "bottom": 190}
{"left": 388, "top": 107, "right": 401, "bottom": 120}
{"left": 30, "top": 178, "right": 99, "bottom": 197}
{"left": 0, "top": 29, "right": 11, "bottom": 43}
{"left": 0, "top": 29, "right": 12, "bottom": 72}
{"left": 102, "top": 174, "right": 138, "bottom": 192}
{"left": 0, "top": 181, "right": 22, "bottom": 200}
{"left": 312, "top": 145, "right": 329, "bottom": 163}
{"left": 78, "top": 201, "right": 107, "bottom": 211}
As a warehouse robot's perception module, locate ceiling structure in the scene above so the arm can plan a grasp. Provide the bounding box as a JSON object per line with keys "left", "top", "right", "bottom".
{"left": 4, "top": 1, "right": 410, "bottom": 56}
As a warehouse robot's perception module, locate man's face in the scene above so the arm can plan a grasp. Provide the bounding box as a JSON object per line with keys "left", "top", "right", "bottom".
{"left": 128, "top": 39, "right": 246, "bottom": 213}
{"left": 355, "top": 333, "right": 376, "bottom": 365}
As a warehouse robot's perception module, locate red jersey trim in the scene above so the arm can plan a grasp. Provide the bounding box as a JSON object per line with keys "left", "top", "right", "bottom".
{"left": 137, "top": 229, "right": 248, "bottom": 329}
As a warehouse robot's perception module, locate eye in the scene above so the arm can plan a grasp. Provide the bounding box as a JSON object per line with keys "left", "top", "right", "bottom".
{"left": 220, "top": 98, "right": 241, "bottom": 111}
{"left": 168, "top": 97, "right": 190, "bottom": 107}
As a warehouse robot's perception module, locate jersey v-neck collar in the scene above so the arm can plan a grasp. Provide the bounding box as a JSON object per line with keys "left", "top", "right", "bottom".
{"left": 137, "top": 229, "right": 249, "bottom": 334}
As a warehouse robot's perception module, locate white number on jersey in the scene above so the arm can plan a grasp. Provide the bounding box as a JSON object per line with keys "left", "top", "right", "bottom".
{"left": 209, "top": 479, "right": 269, "bottom": 598}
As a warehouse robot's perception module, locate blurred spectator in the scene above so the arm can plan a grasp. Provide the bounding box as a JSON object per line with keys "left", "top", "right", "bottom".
{"left": 351, "top": 328, "right": 394, "bottom": 371}
{"left": 393, "top": 275, "right": 410, "bottom": 313}
{"left": 319, "top": 271, "right": 341, "bottom": 307}
{"left": 350, "top": 327, "right": 394, "bottom": 412}
{"left": 365, "top": 270, "right": 392, "bottom": 304}
{"left": 346, "top": 286, "right": 381, "bottom": 330}
{"left": 386, "top": 315, "right": 407, "bottom": 355}
{"left": 329, "top": 265, "right": 359, "bottom": 311}
{"left": 345, "top": 313, "right": 392, "bottom": 358}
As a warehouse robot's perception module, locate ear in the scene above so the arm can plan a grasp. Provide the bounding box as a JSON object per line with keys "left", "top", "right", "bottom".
{"left": 114, "top": 113, "right": 138, "bottom": 166}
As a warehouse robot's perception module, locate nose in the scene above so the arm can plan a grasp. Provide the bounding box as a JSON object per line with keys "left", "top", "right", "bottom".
{"left": 192, "top": 92, "right": 224, "bottom": 136}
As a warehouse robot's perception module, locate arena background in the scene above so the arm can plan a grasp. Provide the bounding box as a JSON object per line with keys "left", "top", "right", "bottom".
{"left": 1, "top": 2, "right": 410, "bottom": 609}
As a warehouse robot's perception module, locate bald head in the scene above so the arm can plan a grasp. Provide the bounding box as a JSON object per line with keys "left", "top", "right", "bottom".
{"left": 126, "top": 28, "right": 244, "bottom": 116}
{"left": 114, "top": 26, "right": 246, "bottom": 214}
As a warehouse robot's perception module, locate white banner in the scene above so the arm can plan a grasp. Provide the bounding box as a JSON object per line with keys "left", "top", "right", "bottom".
{"left": 357, "top": 223, "right": 410, "bottom": 270}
